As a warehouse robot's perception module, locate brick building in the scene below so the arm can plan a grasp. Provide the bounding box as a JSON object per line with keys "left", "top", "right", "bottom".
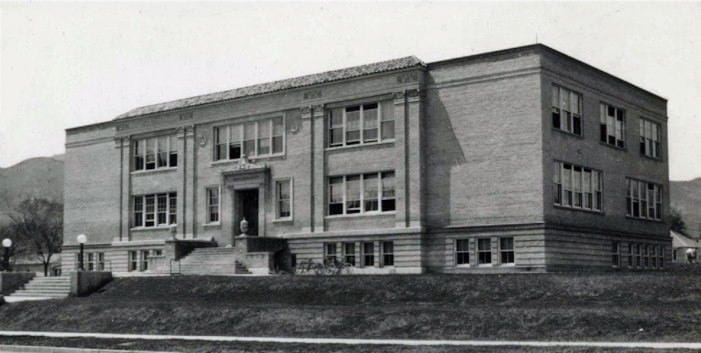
{"left": 62, "top": 44, "right": 670, "bottom": 275}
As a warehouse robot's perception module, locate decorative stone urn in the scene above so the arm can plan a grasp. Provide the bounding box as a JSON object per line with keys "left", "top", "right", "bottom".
{"left": 240, "top": 218, "right": 249, "bottom": 237}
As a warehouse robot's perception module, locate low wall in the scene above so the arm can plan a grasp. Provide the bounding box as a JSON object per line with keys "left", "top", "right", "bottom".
{"left": 69, "top": 271, "right": 113, "bottom": 296}
{"left": 0, "top": 272, "right": 35, "bottom": 295}
{"left": 235, "top": 236, "right": 287, "bottom": 253}
{"left": 165, "top": 239, "right": 216, "bottom": 261}
{"left": 243, "top": 252, "right": 273, "bottom": 275}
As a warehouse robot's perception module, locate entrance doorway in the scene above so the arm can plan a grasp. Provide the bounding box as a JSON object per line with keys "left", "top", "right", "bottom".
{"left": 235, "top": 189, "right": 259, "bottom": 236}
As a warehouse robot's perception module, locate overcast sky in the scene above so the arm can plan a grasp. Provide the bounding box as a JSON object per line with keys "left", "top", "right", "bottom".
{"left": 1, "top": 2, "right": 699, "bottom": 180}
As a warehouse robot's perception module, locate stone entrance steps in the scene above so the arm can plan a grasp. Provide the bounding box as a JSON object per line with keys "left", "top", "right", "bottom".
{"left": 4, "top": 276, "right": 71, "bottom": 302}
{"left": 176, "top": 247, "right": 251, "bottom": 275}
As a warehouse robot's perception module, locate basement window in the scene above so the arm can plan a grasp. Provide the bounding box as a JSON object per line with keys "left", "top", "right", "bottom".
{"left": 478, "top": 238, "right": 492, "bottom": 265}
{"left": 455, "top": 239, "right": 470, "bottom": 265}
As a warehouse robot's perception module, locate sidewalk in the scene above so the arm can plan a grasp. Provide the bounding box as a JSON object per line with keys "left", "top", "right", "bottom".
{"left": 1, "top": 331, "right": 700, "bottom": 350}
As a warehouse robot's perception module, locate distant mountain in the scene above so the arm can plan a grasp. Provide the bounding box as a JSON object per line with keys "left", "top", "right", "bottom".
{"left": 0, "top": 155, "right": 64, "bottom": 224}
{"left": 671, "top": 178, "right": 701, "bottom": 238}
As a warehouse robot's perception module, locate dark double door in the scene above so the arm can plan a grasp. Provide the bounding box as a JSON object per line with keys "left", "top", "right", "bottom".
{"left": 236, "top": 189, "right": 258, "bottom": 236}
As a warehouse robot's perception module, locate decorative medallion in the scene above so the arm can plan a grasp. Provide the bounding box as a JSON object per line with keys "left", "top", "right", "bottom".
{"left": 198, "top": 133, "right": 207, "bottom": 147}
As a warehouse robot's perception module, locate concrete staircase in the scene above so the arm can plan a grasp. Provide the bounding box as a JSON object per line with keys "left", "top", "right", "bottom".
{"left": 175, "top": 247, "right": 251, "bottom": 276}
{"left": 4, "top": 276, "right": 71, "bottom": 302}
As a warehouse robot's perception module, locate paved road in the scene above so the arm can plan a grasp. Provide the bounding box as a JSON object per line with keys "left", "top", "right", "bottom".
{"left": 1, "top": 331, "right": 700, "bottom": 350}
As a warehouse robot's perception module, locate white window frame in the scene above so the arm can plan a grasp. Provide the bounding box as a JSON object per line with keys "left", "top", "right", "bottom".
{"left": 639, "top": 117, "right": 662, "bottom": 159}
{"left": 213, "top": 115, "right": 286, "bottom": 161}
{"left": 327, "top": 102, "right": 394, "bottom": 148}
{"left": 381, "top": 241, "right": 394, "bottom": 267}
{"left": 477, "top": 238, "right": 492, "bottom": 266}
{"left": 132, "top": 192, "right": 177, "bottom": 229}
{"left": 554, "top": 161, "right": 602, "bottom": 212}
{"left": 499, "top": 237, "right": 515, "bottom": 266}
{"left": 133, "top": 135, "right": 178, "bottom": 172}
{"left": 626, "top": 178, "right": 663, "bottom": 221}
{"left": 455, "top": 239, "right": 470, "bottom": 266}
{"left": 600, "top": 102, "right": 626, "bottom": 148}
{"left": 205, "top": 186, "right": 221, "bottom": 225}
{"left": 326, "top": 171, "right": 396, "bottom": 216}
{"left": 274, "top": 178, "right": 293, "bottom": 221}
{"left": 551, "top": 84, "right": 583, "bottom": 135}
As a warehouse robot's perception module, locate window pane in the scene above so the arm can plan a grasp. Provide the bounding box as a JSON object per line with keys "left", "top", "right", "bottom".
{"left": 169, "top": 193, "right": 177, "bottom": 224}
{"left": 272, "top": 117, "right": 284, "bottom": 153}
{"left": 145, "top": 138, "right": 156, "bottom": 170}
{"left": 363, "top": 173, "right": 379, "bottom": 212}
{"left": 329, "top": 109, "right": 344, "bottom": 146}
{"left": 229, "top": 125, "right": 242, "bottom": 159}
{"left": 346, "top": 175, "right": 361, "bottom": 213}
{"left": 381, "top": 172, "right": 396, "bottom": 211}
{"left": 258, "top": 121, "right": 271, "bottom": 155}
{"left": 329, "top": 177, "right": 344, "bottom": 215}
{"left": 277, "top": 180, "right": 291, "bottom": 218}
{"left": 244, "top": 122, "right": 256, "bottom": 157}
{"left": 346, "top": 106, "right": 361, "bottom": 145}
{"left": 157, "top": 194, "right": 167, "bottom": 225}
{"left": 157, "top": 136, "right": 168, "bottom": 168}
{"left": 363, "top": 104, "right": 378, "bottom": 143}
{"left": 169, "top": 135, "right": 178, "bottom": 167}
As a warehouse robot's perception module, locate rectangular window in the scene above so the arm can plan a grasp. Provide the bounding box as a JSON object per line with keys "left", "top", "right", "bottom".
{"left": 243, "top": 122, "right": 256, "bottom": 157}
{"left": 328, "top": 101, "right": 393, "bottom": 147}
{"left": 140, "top": 250, "right": 149, "bottom": 271}
{"left": 133, "top": 193, "right": 177, "bottom": 228}
{"left": 554, "top": 161, "right": 602, "bottom": 212}
{"left": 213, "top": 117, "right": 285, "bottom": 161}
{"left": 456, "top": 239, "right": 470, "bottom": 265}
{"left": 612, "top": 241, "right": 620, "bottom": 267}
{"left": 324, "top": 243, "right": 337, "bottom": 265}
{"left": 478, "top": 238, "right": 492, "bottom": 265}
{"left": 659, "top": 246, "right": 665, "bottom": 268}
{"left": 327, "top": 172, "right": 395, "bottom": 216}
{"left": 635, "top": 244, "right": 642, "bottom": 267}
{"left": 552, "top": 85, "right": 582, "bottom": 135}
{"left": 344, "top": 243, "right": 356, "bottom": 266}
{"left": 128, "top": 251, "right": 138, "bottom": 272}
{"left": 500, "top": 237, "right": 515, "bottom": 265}
{"left": 206, "top": 187, "right": 220, "bottom": 223}
{"left": 643, "top": 245, "right": 649, "bottom": 268}
{"left": 214, "top": 126, "right": 228, "bottom": 161}
{"left": 600, "top": 103, "right": 626, "bottom": 148}
{"left": 628, "top": 243, "right": 634, "bottom": 267}
{"left": 651, "top": 245, "right": 658, "bottom": 268}
{"left": 87, "top": 253, "right": 95, "bottom": 272}
{"left": 272, "top": 117, "right": 284, "bottom": 154}
{"left": 626, "top": 178, "right": 662, "bottom": 221}
{"left": 133, "top": 135, "right": 178, "bottom": 171}
{"left": 362, "top": 242, "right": 374, "bottom": 267}
{"left": 97, "top": 252, "right": 105, "bottom": 271}
{"left": 275, "top": 179, "right": 292, "bottom": 219}
{"left": 382, "top": 241, "right": 394, "bottom": 266}
{"left": 640, "top": 118, "right": 662, "bottom": 159}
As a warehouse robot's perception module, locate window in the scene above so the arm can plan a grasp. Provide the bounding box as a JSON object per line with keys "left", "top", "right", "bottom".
{"left": 651, "top": 245, "right": 658, "bottom": 268}
{"left": 97, "top": 253, "right": 105, "bottom": 271}
{"left": 554, "top": 161, "right": 602, "bottom": 212}
{"left": 327, "top": 172, "right": 395, "bottom": 215}
{"left": 133, "top": 193, "right": 177, "bottom": 228}
{"left": 639, "top": 118, "right": 662, "bottom": 159}
{"left": 642, "top": 245, "right": 649, "bottom": 268}
{"left": 128, "top": 251, "right": 138, "bottom": 272}
{"left": 382, "top": 241, "right": 394, "bottom": 266}
{"left": 132, "top": 135, "right": 178, "bottom": 171}
{"left": 87, "top": 253, "right": 94, "bottom": 272}
{"left": 600, "top": 103, "right": 626, "bottom": 148}
{"left": 456, "top": 239, "right": 470, "bottom": 265}
{"left": 611, "top": 241, "right": 620, "bottom": 267}
{"left": 658, "top": 246, "right": 665, "bottom": 268}
{"left": 635, "top": 244, "right": 642, "bottom": 267}
{"left": 478, "top": 238, "right": 492, "bottom": 265}
{"left": 626, "top": 178, "right": 662, "bottom": 220}
{"left": 275, "top": 179, "right": 292, "bottom": 219}
{"left": 500, "top": 237, "right": 514, "bottom": 265}
{"left": 140, "top": 250, "right": 149, "bottom": 271}
{"left": 552, "top": 85, "right": 582, "bottom": 135}
{"left": 328, "top": 102, "right": 394, "bottom": 147}
{"left": 324, "top": 243, "right": 337, "bottom": 265}
{"left": 213, "top": 116, "right": 285, "bottom": 161}
{"left": 206, "top": 187, "right": 220, "bottom": 224}
{"left": 344, "top": 243, "right": 356, "bottom": 266}
{"left": 628, "top": 244, "right": 634, "bottom": 267}
{"left": 362, "top": 242, "right": 374, "bottom": 267}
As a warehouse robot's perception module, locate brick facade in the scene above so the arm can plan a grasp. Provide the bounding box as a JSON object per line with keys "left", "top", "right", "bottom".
{"left": 62, "top": 44, "right": 671, "bottom": 275}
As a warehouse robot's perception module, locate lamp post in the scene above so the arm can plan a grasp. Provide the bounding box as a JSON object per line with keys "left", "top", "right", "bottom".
{"left": 77, "top": 234, "right": 87, "bottom": 271}
{"left": 2, "top": 238, "right": 12, "bottom": 272}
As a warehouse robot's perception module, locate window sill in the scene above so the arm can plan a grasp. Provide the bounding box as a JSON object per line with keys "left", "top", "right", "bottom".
{"left": 211, "top": 154, "right": 286, "bottom": 166}
{"left": 325, "top": 211, "right": 396, "bottom": 220}
{"left": 552, "top": 127, "right": 584, "bottom": 139}
{"left": 273, "top": 217, "right": 294, "bottom": 224}
{"left": 455, "top": 264, "right": 471, "bottom": 268}
{"left": 203, "top": 222, "right": 221, "bottom": 228}
{"left": 131, "top": 167, "right": 177, "bottom": 176}
{"left": 478, "top": 264, "right": 493, "bottom": 267}
{"left": 130, "top": 226, "right": 174, "bottom": 232}
{"left": 498, "top": 263, "right": 516, "bottom": 267}
{"left": 326, "top": 140, "right": 395, "bottom": 152}
{"left": 599, "top": 141, "right": 627, "bottom": 152}
{"left": 553, "top": 204, "right": 604, "bottom": 215}
{"left": 640, "top": 153, "right": 664, "bottom": 162}
{"left": 625, "top": 216, "right": 664, "bottom": 223}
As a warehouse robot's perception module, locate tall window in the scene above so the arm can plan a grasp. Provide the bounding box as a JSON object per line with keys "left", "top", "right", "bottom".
{"left": 87, "top": 253, "right": 95, "bottom": 271}
{"left": 362, "top": 242, "right": 374, "bottom": 267}
{"left": 611, "top": 241, "right": 620, "bottom": 267}
{"left": 128, "top": 251, "right": 138, "bottom": 272}
{"left": 324, "top": 243, "right": 337, "bottom": 265}
{"left": 640, "top": 118, "right": 662, "bottom": 159}
{"left": 327, "top": 172, "right": 396, "bottom": 215}
{"left": 275, "top": 179, "right": 292, "bottom": 219}
{"left": 554, "top": 161, "right": 602, "bottom": 212}
{"left": 133, "top": 193, "right": 177, "bottom": 228}
{"left": 140, "top": 250, "right": 150, "bottom": 271}
{"left": 344, "top": 243, "right": 356, "bottom": 266}
{"left": 600, "top": 103, "right": 626, "bottom": 148}
{"left": 213, "top": 116, "right": 285, "bottom": 161}
{"left": 328, "top": 102, "right": 394, "bottom": 147}
{"left": 456, "top": 239, "right": 470, "bottom": 265}
{"left": 382, "top": 241, "right": 394, "bottom": 266}
{"left": 626, "top": 178, "right": 662, "bottom": 220}
{"left": 552, "top": 85, "right": 582, "bottom": 135}
{"left": 133, "top": 135, "right": 178, "bottom": 171}
{"left": 658, "top": 246, "right": 665, "bottom": 269}
{"left": 206, "top": 187, "right": 220, "bottom": 224}
{"left": 478, "top": 238, "right": 492, "bottom": 265}
{"left": 642, "top": 245, "right": 649, "bottom": 268}
{"left": 635, "top": 244, "right": 641, "bottom": 267}
{"left": 500, "top": 237, "right": 514, "bottom": 265}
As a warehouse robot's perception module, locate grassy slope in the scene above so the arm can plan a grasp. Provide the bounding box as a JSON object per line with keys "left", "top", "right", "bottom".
{"left": 0, "top": 273, "right": 700, "bottom": 342}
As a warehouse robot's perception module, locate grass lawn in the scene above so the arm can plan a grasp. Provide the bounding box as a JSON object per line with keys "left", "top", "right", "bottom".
{"left": 0, "top": 271, "right": 700, "bottom": 344}
{"left": 1, "top": 336, "right": 699, "bottom": 353}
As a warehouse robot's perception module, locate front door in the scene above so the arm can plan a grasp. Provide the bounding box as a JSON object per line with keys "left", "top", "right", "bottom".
{"left": 236, "top": 189, "right": 259, "bottom": 236}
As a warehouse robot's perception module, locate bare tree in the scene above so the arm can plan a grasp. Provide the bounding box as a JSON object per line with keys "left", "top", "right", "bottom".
{"left": 8, "top": 198, "right": 62, "bottom": 276}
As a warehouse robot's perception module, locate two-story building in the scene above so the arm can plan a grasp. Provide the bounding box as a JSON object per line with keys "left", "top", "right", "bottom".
{"left": 62, "top": 44, "right": 671, "bottom": 275}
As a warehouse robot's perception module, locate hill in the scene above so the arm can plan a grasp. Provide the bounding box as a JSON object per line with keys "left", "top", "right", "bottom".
{"left": 670, "top": 178, "right": 701, "bottom": 238}
{"left": 0, "top": 155, "right": 64, "bottom": 224}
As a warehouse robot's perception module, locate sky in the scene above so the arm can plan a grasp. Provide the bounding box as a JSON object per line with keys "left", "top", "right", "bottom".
{"left": 0, "top": 2, "right": 699, "bottom": 180}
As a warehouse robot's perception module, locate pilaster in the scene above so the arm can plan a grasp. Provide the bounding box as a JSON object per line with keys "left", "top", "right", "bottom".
{"left": 309, "top": 105, "right": 326, "bottom": 233}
